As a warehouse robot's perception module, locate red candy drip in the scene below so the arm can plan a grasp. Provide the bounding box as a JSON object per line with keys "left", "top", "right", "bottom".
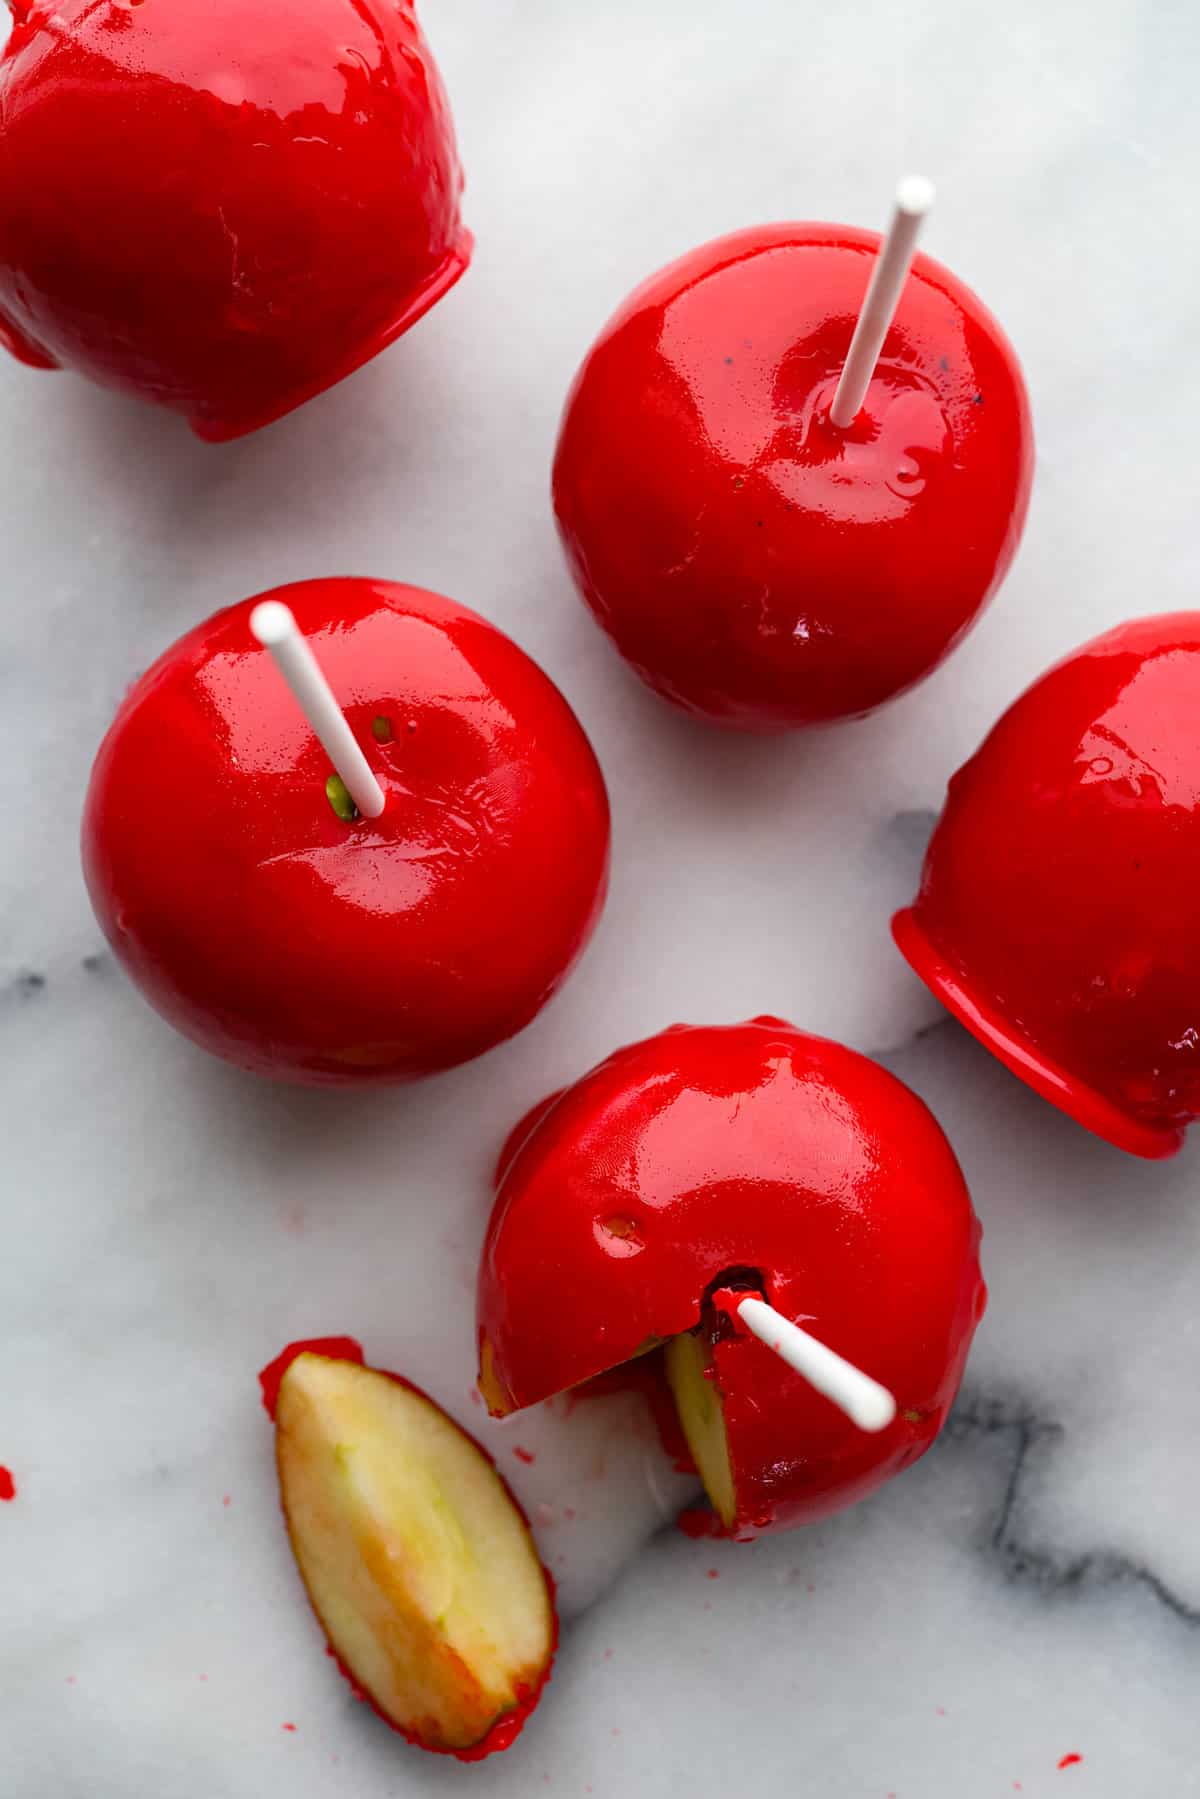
{"left": 257, "top": 1338, "right": 365, "bottom": 1420}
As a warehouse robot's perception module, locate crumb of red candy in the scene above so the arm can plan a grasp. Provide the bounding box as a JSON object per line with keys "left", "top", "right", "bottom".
{"left": 1058, "top": 1754, "right": 1083, "bottom": 1771}
{"left": 513, "top": 1446, "right": 535, "bottom": 1465}
{"left": 282, "top": 1722, "right": 297, "bottom": 1733}
{"left": 0, "top": 1467, "right": 16, "bottom": 1502}
{"left": 706, "top": 1568, "right": 720, "bottom": 1579}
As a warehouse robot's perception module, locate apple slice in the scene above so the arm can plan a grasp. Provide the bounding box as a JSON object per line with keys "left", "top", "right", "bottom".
{"left": 664, "top": 1329, "right": 736, "bottom": 1530}
{"left": 269, "top": 1345, "right": 556, "bottom": 1758}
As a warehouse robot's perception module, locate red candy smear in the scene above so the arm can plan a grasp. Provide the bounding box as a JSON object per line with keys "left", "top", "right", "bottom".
{"left": 1058, "top": 1754, "right": 1083, "bottom": 1771}
{"left": 513, "top": 1446, "right": 535, "bottom": 1465}
{"left": 451, "top": 1684, "right": 542, "bottom": 1763}
{"left": 0, "top": 1467, "right": 15, "bottom": 1502}
{"left": 258, "top": 1338, "right": 365, "bottom": 1419}
{"left": 676, "top": 1505, "right": 723, "bottom": 1539}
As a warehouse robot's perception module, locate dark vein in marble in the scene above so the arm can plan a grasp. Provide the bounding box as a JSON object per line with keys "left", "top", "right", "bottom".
{"left": 4, "top": 969, "right": 46, "bottom": 1002}
{"left": 885, "top": 807, "right": 938, "bottom": 859}
{"left": 911, "top": 1015, "right": 955, "bottom": 1043}
{"left": 948, "top": 1391, "right": 1200, "bottom": 1628}
{"left": 2, "top": 955, "right": 114, "bottom": 1006}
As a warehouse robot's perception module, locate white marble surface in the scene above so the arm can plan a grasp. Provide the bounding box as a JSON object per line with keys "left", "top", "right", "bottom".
{"left": 2, "top": 0, "right": 1199, "bottom": 1793}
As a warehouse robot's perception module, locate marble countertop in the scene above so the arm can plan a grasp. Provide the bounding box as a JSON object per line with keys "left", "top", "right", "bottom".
{"left": 3, "top": 0, "right": 1198, "bottom": 1793}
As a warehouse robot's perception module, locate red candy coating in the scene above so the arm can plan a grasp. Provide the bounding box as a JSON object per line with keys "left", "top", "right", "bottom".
{"left": 258, "top": 1337, "right": 365, "bottom": 1420}
{"left": 894, "top": 612, "right": 1200, "bottom": 1159}
{"left": 0, "top": 0, "right": 469, "bottom": 439}
{"left": 83, "top": 578, "right": 610, "bottom": 1084}
{"left": 553, "top": 224, "right": 1032, "bottom": 731}
{"left": 477, "top": 1019, "right": 985, "bottom": 1535}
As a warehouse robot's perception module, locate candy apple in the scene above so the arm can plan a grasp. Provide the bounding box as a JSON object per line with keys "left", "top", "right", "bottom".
{"left": 894, "top": 612, "right": 1200, "bottom": 1159}
{"left": 0, "top": 0, "right": 470, "bottom": 439}
{"left": 553, "top": 222, "right": 1032, "bottom": 730}
{"left": 263, "top": 1341, "right": 556, "bottom": 1758}
{"left": 82, "top": 577, "right": 610, "bottom": 1083}
{"left": 477, "top": 1019, "right": 985, "bottom": 1537}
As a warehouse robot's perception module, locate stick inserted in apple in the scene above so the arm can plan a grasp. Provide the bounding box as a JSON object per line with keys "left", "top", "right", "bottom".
{"left": 82, "top": 577, "right": 610, "bottom": 1084}
{"left": 478, "top": 1019, "right": 985, "bottom": 1538}
{"left": 732, "top": 1296, "right": 896, "bottom": 1434}
{"left": 260, "top": 1340, "right": 556, "bottom": 1759}
{"left": 553, "top": 179, "right": 1033, "bottom": 730}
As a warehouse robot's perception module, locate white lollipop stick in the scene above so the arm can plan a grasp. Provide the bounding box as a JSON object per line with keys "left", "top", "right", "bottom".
{"left": 736, "top": 1296, "right": 897, "bottom": 1434}
{"left": 829, "top": 175, "right": 935, "bottom": 430}
{"left": 250, "top": 601, "right": 386, "bottom": 820}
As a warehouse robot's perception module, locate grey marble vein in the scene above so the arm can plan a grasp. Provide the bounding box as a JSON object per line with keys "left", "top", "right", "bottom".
{"left": 948, "top": 1393, "right": 1200, "bottom": 1629}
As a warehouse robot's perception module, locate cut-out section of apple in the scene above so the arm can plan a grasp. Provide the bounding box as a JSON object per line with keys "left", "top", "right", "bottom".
{"left": 664, "top": 1328, "right": 736, "bottom": 1528}
{"left": 270, "top": 1346, "right": 556, "bottom": 1758}
{"left": 477, "top": 1019, "right": 987, "bottom": 1537}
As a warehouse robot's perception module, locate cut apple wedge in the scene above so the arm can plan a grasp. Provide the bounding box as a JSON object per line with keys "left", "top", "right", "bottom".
{"left": 664, "top": 1329, "right": 736, "bottom": 1530}
{"left": 270, "top": 1345, "right": 556, "bottom": 1758}
{"left": 477, "top": 1021, "right": 986, "bottom": 1537}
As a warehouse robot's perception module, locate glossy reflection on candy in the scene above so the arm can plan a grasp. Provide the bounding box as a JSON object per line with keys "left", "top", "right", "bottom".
{"left": 0, "top": 0, "right": 470, "bottom": 439}
{"left": 82, "top": 578, "right": 610, "bottom": 1083}
{"left": 553, "top": 224, "right": 1033, "bottom": 730}
{"left": 894, "top": 612, "right": 1200, "bottom": 1159}
{"left": 478, "top": 1019, "right": 985, "bottom": 1537}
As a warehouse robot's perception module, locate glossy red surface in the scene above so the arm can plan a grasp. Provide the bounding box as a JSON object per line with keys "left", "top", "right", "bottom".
{"left": 262, "top": 1341, "right": 557, "bottom": 1761}
{"left": 477, "top": 1019, "right": 985, "bottom": 1536}
{"left": 894, "top": 612, "right": 1200, "bottom": 1159}
{"left": 82, "top": 577, "right": 610, "bottom": 1084}
{"left": 553, "top": 224, "right": 1032, "bottom": 731}
{"left": 0, "top": 0, "right": 469, "bottom": 439}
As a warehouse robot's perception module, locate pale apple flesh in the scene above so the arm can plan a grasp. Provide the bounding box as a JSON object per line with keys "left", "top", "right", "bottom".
{"left": 275, "top": 1352, "right": 555, "bottom": 1755}
{"left": 664, "top": 1328, "right": 737, "bottom": 1528}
